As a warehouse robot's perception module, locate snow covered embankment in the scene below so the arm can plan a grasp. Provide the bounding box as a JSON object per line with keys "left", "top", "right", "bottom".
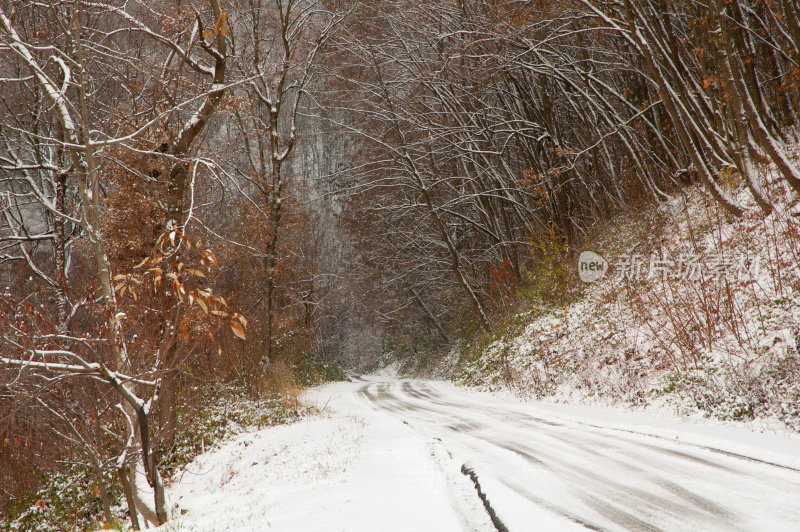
{"left": 457, "top": 182, "right": 800, "bottom": 431}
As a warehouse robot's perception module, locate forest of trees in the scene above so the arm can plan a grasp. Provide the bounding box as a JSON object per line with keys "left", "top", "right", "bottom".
{"left": 3, "top": 0, "right": 800, "bottom": 528}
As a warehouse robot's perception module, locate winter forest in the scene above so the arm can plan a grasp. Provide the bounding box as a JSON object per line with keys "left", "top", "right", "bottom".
{"left": 3, "top": 0, "right": 800, "bottom": 530}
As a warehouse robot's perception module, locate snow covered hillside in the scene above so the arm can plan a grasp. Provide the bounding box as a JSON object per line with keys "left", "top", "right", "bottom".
{"left": 456, "top": 181, "right": 800, "bottom": 431}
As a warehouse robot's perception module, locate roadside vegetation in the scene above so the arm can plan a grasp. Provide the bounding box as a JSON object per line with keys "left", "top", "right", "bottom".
{"left": 454, "top": 181, "right": 800, "bottom": 432}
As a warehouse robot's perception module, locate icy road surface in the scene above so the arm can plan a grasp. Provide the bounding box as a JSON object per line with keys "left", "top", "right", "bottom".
{"left": 166, "top": 378, "right": 800, "bottom": 531}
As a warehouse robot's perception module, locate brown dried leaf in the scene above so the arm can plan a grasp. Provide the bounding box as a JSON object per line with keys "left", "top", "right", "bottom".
{"left": 231, "top": 320, "right": 246, "bottom": 340}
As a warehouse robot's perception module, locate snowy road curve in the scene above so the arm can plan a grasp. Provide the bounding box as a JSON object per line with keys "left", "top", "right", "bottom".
{"left": 167, "top": 378, "right": 800, "bottom": 531}
{"left": 343, "top": 378, "right": 800, "bottom": 531}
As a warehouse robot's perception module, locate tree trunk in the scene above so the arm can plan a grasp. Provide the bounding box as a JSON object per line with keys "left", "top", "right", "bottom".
{"left": 623, "top": 0, "right": 744, "bottom": 217}
{"left": 118, "top": 466, "right": 141, "bottom": 531}
{"left": 718, "top": 0, "right": 800, "bottom": 196}
{"left": 261, "top": 154, "right": 285, "bottom": 368}
{"left": 52, "top": 168, "right": 70, "bottom": 331}
{"left": 713, "top": 3, "right": 773, "bottom": 215}
{"left": 412, "top": 287, "right": 451, "bottom": 342}
{"left": 419, "top": 177, "right": 491, "bottom": 332}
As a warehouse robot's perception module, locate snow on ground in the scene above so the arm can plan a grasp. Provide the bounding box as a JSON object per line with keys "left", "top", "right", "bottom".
{"left": 159, "top": 380, "right": 492, "bottom": 532}
{"left": 158, "top": 377, "right": 800, "bottom": 531}
{"left": 438, "top": 378, "right": 800, "bottom": 471}
{"left": 367, "top": 359, "right": 401, "bottom": 379}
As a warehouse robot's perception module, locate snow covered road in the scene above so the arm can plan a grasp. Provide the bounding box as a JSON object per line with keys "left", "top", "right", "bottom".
{"left": 166, "top": 378, "right": 800, "bottom": 531}
{"left": 323, "top": 377, "right": 800, "bottom": 531}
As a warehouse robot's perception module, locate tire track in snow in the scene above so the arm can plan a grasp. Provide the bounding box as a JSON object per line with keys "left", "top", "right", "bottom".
{"left": 354, "top": 379, "right": 800, "bottom": 531}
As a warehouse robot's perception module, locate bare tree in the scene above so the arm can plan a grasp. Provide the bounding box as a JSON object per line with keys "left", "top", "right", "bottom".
{"left": 226, "top": 0, "right": 345, "bottom": 366}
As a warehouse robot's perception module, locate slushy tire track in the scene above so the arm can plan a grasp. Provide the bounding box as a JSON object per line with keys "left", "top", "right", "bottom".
{"left": 355, "top": 379, "right": 800, "bottom": 531}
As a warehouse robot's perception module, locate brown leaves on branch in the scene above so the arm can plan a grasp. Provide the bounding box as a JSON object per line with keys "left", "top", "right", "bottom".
{"left": 113, "top": 230, "right": 248, "bottom": 344}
